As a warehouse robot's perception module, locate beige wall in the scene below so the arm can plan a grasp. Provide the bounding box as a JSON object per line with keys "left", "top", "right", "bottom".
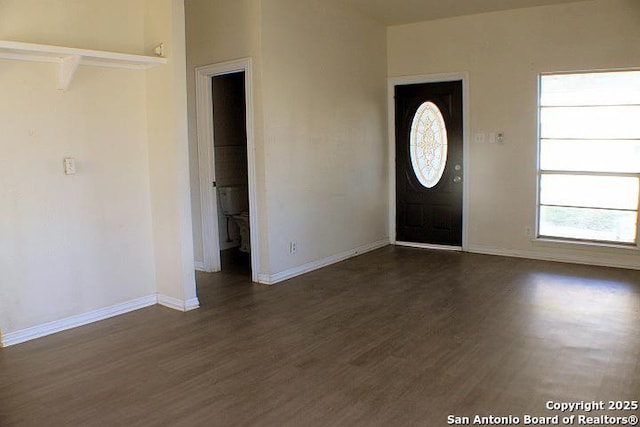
{"left": 0, "top": 0, "right": 145, "bottom": 52}
{"left": 261, "top": 0, "right": 388, "bottom": 275}
{"left": 0, "top": 0, "right": 155, "bottom": 335}
{"left": 185, "top": 0, "right": 266, "bottom": 270}
{"left": 186, "top": 0, "right": 388, "bottom": 279}
{"left": 145, "top": 0, "right": 197, "bottom": 303}
{"left": 0, "top": 0, "right": 196, "bottom": 341}
{"left": 388, "top": 0, "right": 640, "bottom": 269}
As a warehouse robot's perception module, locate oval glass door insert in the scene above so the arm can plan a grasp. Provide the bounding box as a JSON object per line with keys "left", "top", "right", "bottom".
{"left": 409, "top": 101, "right": 448, "bottom": 188}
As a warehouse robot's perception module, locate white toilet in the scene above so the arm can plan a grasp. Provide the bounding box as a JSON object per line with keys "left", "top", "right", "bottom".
{"left": 218, "top": 186, "right": 250, "bottom": 253}
{"left": 231, "top": 212, "right": 250, "bottom": 253}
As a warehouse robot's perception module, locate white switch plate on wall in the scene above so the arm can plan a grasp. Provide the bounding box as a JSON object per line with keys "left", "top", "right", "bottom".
{"left": 63, "top": 157, "right": 76, "bottom": 175}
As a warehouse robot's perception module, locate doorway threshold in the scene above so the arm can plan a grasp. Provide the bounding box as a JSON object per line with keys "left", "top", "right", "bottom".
{"left": 395, "top": 241, "right": 462, "bottom": 251}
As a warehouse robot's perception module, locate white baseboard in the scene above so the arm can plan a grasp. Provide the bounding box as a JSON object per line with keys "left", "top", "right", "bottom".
{"left": 194, "top": 261, "right": 206, "bottom": 272}
{"left": 258, "top": 239, "right": 390, "bottom": 285}
{"left": 1, "top": 293, "right": 202, "bottom": 347}
{"left": 0, "top": 295, "right": 157, "bottom": 348}
{"left": 157, "top": 294, "right": 200, "bottom": 312}
{"left": 466, "top": 244, "right": 640, "bottom": 271}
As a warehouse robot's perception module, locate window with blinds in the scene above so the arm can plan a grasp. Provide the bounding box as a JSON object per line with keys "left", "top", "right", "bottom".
{"left": 538, "top": 70, "right": 640, "bottom": 245}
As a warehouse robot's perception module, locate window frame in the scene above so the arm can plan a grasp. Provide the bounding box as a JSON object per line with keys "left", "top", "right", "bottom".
{"left": 535, "top": 69, "right": 640, "bottom": 248}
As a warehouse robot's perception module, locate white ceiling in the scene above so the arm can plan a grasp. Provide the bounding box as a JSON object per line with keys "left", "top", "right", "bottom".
{"left": 334, "top": 0, "right": 588, "bottom": 25}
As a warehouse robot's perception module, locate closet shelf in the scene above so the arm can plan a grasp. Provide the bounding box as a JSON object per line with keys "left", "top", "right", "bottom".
{"left": 0, "top": 40, "right": 167, "bottom": 90}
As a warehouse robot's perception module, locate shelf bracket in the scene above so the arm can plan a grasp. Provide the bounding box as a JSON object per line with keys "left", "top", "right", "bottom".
{"left": 57, "top": 55, "right": 82, "bottom": 91}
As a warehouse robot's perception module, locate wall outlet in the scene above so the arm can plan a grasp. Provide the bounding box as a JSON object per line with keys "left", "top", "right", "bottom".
{"left": 525, "top": 226, "right": 532, "bottom": 237}
{"left": 289, "top": 241, "right": 297, "bottom": 254}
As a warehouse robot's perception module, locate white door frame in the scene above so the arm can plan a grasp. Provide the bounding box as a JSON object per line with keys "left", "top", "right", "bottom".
{"left": 195, "top": 58, "right": 260, "bottom": 281}
{"left": 387, "top": 72, "right": 470, "bottom": 250}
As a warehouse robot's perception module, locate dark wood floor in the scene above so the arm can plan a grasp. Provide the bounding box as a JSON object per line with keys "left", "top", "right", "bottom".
{"left": 1, "top": 246, "right": 639, "bottom": 426}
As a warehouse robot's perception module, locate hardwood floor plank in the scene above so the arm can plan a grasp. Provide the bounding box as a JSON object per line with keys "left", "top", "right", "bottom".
{"left": 1, "top": 247, "right": 639, "bottom": 426}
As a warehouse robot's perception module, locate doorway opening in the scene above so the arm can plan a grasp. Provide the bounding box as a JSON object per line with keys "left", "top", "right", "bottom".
{"left": 195, "top": 59, "right": 260, "bottom": 282}
{"left": 212, "top": 72, "right": 251, "bottom": 275}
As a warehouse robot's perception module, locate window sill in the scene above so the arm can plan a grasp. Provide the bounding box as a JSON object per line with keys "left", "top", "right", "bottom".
{"left": 532, "top": 237, "right": 640, "bottom": 252}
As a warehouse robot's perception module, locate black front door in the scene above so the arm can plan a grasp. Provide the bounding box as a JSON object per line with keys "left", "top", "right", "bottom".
{"left": 395, "top": 81, "right": 463, "bottom": 246}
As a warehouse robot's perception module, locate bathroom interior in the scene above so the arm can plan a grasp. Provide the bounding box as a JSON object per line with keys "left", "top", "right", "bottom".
{"left": 212, "top": 71, "right": 251, "bottom": 275}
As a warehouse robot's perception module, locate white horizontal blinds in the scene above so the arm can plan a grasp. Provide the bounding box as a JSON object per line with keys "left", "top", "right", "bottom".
{"left": 538, "top": 70, "right": 640, "bottom": 245}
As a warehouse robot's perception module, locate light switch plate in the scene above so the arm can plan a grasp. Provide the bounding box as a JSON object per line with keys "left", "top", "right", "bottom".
{"left": 64, "top": 157, "right": 76, "bottom": 175}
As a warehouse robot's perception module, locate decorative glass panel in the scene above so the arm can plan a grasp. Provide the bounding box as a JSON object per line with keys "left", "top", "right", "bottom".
{"left": 410, "top": 102, "right": 448, "bottom": 188}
